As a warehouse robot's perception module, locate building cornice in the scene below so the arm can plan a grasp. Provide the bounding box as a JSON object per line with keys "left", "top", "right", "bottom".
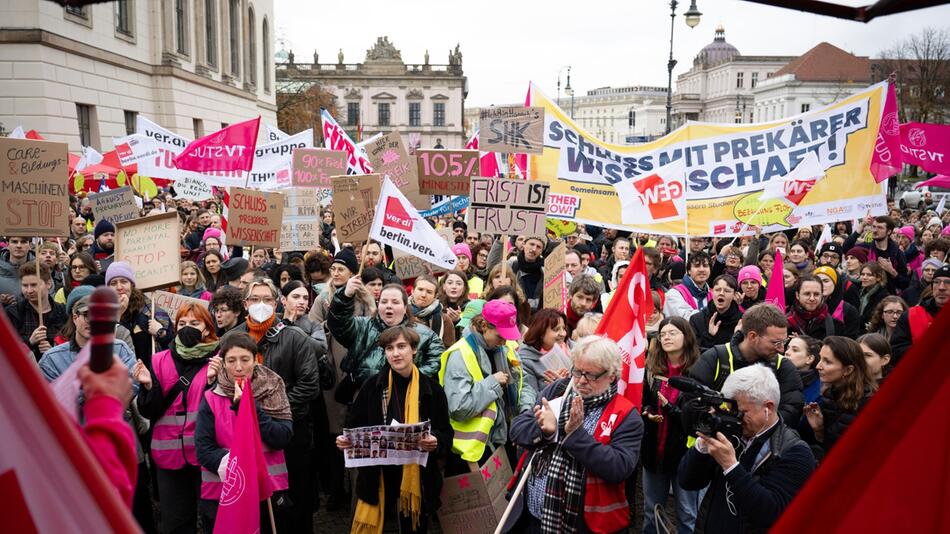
{"left": 0, "top": 28, "right": 269, "bottom": 105}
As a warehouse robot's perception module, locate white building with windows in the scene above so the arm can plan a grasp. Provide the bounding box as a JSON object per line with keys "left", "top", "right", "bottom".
{"left": 0, "top": 0, "right": 276, "bottom": 150}
{"left": 277, "top": 37, "right": 467, "bottom": 150}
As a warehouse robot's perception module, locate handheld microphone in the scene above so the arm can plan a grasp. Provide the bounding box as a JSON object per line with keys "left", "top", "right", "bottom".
{"left": 88, "top": 286, "right": 120, "bottom": 373}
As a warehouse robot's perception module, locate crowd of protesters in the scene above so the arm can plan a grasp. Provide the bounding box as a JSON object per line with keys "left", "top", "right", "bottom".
{"left": 3, "top": 187, "right": 948, "bottom": 534}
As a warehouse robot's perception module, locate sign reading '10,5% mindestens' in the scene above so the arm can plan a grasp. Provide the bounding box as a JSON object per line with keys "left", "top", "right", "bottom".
{"left": 416, "top": 149, "right": 480, "bottom": 196}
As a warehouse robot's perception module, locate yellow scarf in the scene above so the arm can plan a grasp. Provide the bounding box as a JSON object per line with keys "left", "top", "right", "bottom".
{"left": 351, "top": 365, "right": 423, "bottom": 534}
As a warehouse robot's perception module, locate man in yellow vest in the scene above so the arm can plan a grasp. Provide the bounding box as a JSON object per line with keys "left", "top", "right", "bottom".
{"left": 439, "top": 299, "right": 535, "bottom": 474}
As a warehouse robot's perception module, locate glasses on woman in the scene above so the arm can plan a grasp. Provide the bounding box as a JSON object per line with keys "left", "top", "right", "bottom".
{"left": 71, "top": 264, "right": 88, "bottom": 272}
{"left": 882, "top": 309, "right": 903, "bottom": 316}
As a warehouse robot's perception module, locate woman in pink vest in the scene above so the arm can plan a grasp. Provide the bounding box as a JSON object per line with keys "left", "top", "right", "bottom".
{"left": 134, "top": 302, "right": 221, "bottom": 534}
{"left": 195, "top": 332, "right": 293, "bottom": 532}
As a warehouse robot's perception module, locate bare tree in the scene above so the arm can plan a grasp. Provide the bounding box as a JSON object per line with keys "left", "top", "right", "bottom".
{"left": 876, "top": 27, "right": 950, "bottom": 124}
{"left": 276, "top": 79, "right": 338, "bottom": 135}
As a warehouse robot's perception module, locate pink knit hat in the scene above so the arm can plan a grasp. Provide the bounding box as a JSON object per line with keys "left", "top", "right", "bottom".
{"left": 737, "top": 265, "right": 763, "bottom": 285}
{"left": 202, "top": 227, "right": 223, "bottom": 243}
{"left": 451, "top": 243, "right": 472, "bottom": 262}
{"left": 897, "top": 226, "right": 916, "bottom": 242}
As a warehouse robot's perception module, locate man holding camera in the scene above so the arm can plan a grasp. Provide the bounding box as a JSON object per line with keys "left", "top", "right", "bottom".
{"left": 678, "top": 365, "right": 816, "bottom": 534}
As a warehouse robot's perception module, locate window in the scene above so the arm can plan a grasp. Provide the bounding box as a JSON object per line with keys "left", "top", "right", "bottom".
{"left": 751, "top": 72, "right": 759, "bottom": 89}
{"left": 409, "top": 103, "right": 421, "bottom": 127}
{"left": 433, "top": 103, "right": 445, "bottom": 127}
{"left": 247, "top": 7, "right": 256, "bottom": 85}
{"left": 66, "top": 5, "right": 87, "bottom": 17}
{"left": 175, "top": 0, "right": 186, "bottom": 54}
{"left": 205, "top": 0, "right": 217, "bottom": 66}
{"left": 193, "top": 118, "right": 204, "bottom": 138}
{"left": 123, "top": 110, "right": 137, "bottom": 135}
{"left": 628, "top": 110, "right": 636, "bottom": 127}
{"left": 262, "top": 18, "right": 270, "bottom": 91}
{"left": 378, "top": 103, "right": 390, "bottom": 126}
{"left": 229, "top": 0, "right": 240, "bottom": 75}
{"left": 116, "top": 1, "right": 132, "bottom": 36}
{"left": 347, "top": 103, "right": 360, "bottom": 126}
{"left": 736, "top": 72, "right": 744, "bottom": 89}
{"left": 76, "top": 104, "right": 93, "bottom": 147}
{"left": 801, "top": 103, "right": 811, "bottom": 113}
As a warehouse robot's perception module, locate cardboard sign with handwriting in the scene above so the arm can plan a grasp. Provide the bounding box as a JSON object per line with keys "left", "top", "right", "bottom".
{"left": 331, "top": 174, "right": 381, "bottom": 244}
{"left": 467, "top": 177, "right": 550, "bottom": 237}
{"left": 0, "top": 138, "right": 70, "bottom": 237}
{"left": 478, "top": 106, "right": 545, "bottom": 155}
{"left": 365, "top": 132, "right": 429, "bottom": 209}
{"left": 150, "top": 290, "right": 209, "bottom": 321}
{"left": 417, "top": 149, "right": 480, "bottom": 195}
{"left": 115, "top": 211, "right": 180, "bottom": 291}
{"left": 90, "top": 186, "right": 138, "bottom": 225}
{"left": 291, "top": 148, "right": 346, "bottom": 188}
{"left": 392, "top": 248, "right": 446, "bottom": 280}
{"left": 543, "top": 242, "right": 568, "bottom": 311}
{"left": 227, "top": 187, "right": 284, "bottom": 248}
{"left": 172, "top": 176, "right": 214, "bottom": 201}
{"left": 280, "top": 188, "right": 321, "bottom": 251}
{"left": 438, "top": 445, "right": 513, "bottom": 534}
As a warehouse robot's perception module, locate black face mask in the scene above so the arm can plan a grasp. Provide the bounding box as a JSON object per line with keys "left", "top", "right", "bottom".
{"left": 177, "top": 326, "right": 204, "bottom": 348}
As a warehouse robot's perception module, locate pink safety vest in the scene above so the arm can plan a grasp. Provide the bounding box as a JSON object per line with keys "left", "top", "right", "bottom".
{"left": 150, "top": 350, "right": 210, "bottom": 470}
{"left": 199, "top": 390, "right": 289, "bottom": 500}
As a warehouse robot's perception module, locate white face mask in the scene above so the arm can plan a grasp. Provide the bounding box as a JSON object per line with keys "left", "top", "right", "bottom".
{"left": 248, "top": 302, "right": 274, "bottom": 323}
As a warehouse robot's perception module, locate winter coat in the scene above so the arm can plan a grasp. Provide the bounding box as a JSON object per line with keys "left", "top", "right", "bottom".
{"left": 890, "top": 297, "right": 942, "bottom": 363}
{"left": 858, "top": 285, "right": 889, "bottom": 334}
{"left": 516, "top": 343, "right": 547, "bottom": 397}
{"left": 688, "top": 301, "right": 742, "bottom": 353}
{"left": 327, "top": 287, "right": 445, "bottom": 385}
{"left": 808, "top": 385, "right": 873, "bottom": 460}
{"left": 842, "top": 234, "right": 910, "bottom": 293}
{"left": 0, "top": 249, "right": 31, "bottom": 297}
{"left": 5, "top": 295, "right": 68, "bottom": 360}
{"left": 641, "top": 370, "right": 690, "bottom": 475}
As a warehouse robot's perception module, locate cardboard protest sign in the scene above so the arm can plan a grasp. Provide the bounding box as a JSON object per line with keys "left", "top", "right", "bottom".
{"left": 543, "top": 242, "right": 568, "bottom": 311}
{"left": 392, "top": 248, "right": 446, "bottom": 280}
{"left": 365, "top": 132, "right": 430, "bottom": 209}
{"left": 417, "top": 149, "right": 480, "bottom": 195}
{"left": 172, "top": 176, "right": 213, "bottom": 201}
{"left": 331, "top": 174, "right": 381, "bottom": 244}
{"left": 150, "top": 290, "right": 209, "bottom": 321}
{"left": 291, "top": 148, "right": 346, "bottom": 188}
{"left": 89, "top": 187, "right": 138, "bottom": 225}
{"left": 467, "top": 177, "right": 550, "bottom": 237}
{"left": 115, "top": 211, "right": 180, "bottom": 291}
{"left": 438, "top": 445, "right": 512, "bottom": 534}
{"left": 0, "top": 138, "right": 69, "bottom": 237}
{"left": 280, "top": 188, "right": 321, "bottom": 251}
{"left": 226, "top": 188, "right": 284, "bottom": 248}
{"left": 478, "top": 106, "right": 545, "bottom": 155}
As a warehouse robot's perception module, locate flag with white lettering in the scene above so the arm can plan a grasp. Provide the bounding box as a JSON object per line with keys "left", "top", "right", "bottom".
{"left": 174, "top": 117, "right": 260, "bottom": 173}
{"left": 870, "top": 83, "right": 902, "bottom": 184}
{"left": 321, "top": 108, "right": 374, "bottom": 175}
{"left": 613, "top": 158, "right": 687, "bottom": 231}
{"left": 370, "top": 177, "right": 458, "bottom": 270}
{"left": 265, "top": 124, "right": 289, "bottom": 142}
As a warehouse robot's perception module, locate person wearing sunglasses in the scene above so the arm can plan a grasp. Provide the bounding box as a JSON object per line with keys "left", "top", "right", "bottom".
{"left": 686, "top": 303, "right": 805, "bottom": 425}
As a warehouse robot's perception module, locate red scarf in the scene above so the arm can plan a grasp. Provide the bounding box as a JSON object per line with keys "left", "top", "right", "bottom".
{"left": 787, "top": 302, "right": 830, "bottom": 333}
{"left": 246, "top": 315, "right": 275, "bottom": 364}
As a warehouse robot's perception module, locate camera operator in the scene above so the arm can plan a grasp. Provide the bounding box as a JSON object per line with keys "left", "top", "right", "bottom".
{"left": 678, "top": 365, "right": 816, "bottom": 534}
{"left": 687, "top": 303, "right": 805, "bottom": 423}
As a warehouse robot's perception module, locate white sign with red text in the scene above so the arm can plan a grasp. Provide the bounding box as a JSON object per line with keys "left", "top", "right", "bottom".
{"left": 369, "top": 177, "right": 458, "bottom": 270}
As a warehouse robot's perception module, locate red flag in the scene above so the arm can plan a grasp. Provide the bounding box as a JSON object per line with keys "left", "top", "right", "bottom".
{"left": 466, "top": 131, "right": 500, "bottom": 178}
{"left": 213, "top": 380, "right": 272, "bottom": 534}
{"left": 772, "top": 305, "right": 950, "bottom": 532}
{"left": 595, "top": 247, "right": 650, "bottom": 408}
{"left": 173, "top": 117, "right": 260, "bottom": 173}
{"left": 870, "top": 83, "right": 902, "bottom": 184}
{"left": 764, "top": 248, "right": 785, "bottom": 311}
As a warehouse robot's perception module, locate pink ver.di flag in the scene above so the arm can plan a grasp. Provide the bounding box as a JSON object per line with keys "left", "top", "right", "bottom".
{"left": 214, "top": 380, "right": 272, "bottom": 534}
{"left": 174, "top": 117, "right": 260, "bottom": 173}
{"left": 899, "top": 122, "right": 950, "bottom": 176}
{"left": 764, "top": 248, "right": 786, "bottom": 312}
{"left": 870, "top": 83, "right": 902, "bottom": 184}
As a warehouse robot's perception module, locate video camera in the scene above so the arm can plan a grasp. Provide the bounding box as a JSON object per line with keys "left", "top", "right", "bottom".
{"left": 669, "top": 376, "right": 743, "bottom": 447}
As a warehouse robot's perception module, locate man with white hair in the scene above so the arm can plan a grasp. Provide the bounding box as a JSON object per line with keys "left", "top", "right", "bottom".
{"left": 678, "top": 364, "right": 816, "bottom": 534}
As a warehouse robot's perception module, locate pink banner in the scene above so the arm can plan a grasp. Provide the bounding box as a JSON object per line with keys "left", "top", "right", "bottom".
{"left": 870, "top": 83, "right": 902, "bottom": 184}
{"left": 321, "top": 109, "right": 374, "bottom": 175}
{"left": 174, "top": 117, "right": 260, "bottom": 173}
{"left": 900, "top": 122, "right": 950, "bottom": 176}
{"left": 764, "top": 248, "right": 786, "bottom": 312}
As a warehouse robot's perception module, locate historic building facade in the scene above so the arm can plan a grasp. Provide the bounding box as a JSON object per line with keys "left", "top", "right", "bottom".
{"left": 0, "top": 0, "right": 276, "bottom": 150}
{"left": 276, "top": 37, "right": 467, "bottom": 150}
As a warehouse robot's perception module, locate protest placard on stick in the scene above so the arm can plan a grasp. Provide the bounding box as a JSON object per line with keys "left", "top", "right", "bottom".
{"left": 392, "top": 248, "right": 446, "bottom": 280}
{"left": 150, "top": 290, "right": 209, "bottom": 320}
{"left": 417, "top": 149, "right": 480, "bottom": 195}
{"left": 172, "top": 176, "right": 214, "bottom": 201}
{"left": 115, "top": 211, "right": 180, "bottom": 291}
{"left": 331, "top": 174, "right": 381, "bottom": 245}
{"left": 226, "top": 187, "right": 284, "bottom": 248}
{"left": 291, "top": 148, "right": 346, "bottom": 188}
{"left": 365, "top": 132, "right": 429, "bottom": 209}
{"left": 89, "top": 187, "right": 138, "bottom": 224}
{"left": 543, "top": 242, "right": 567, "bottom": 311}
{"left": 478, "top": 106, "right": 545, "bottom": 155}
{"left": 467, "top": 177, "right": 549, "bottom": 237}
{"left": 280, "top": 188, "right": 321, "bottom": 251}
{"left": 438, "top": 446, "right": 513, "bottom": 534}
{"left": 0, "top": 138, "right": 70, "bottom": 237}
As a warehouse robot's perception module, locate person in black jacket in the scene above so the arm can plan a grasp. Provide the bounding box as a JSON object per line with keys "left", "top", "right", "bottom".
{"left": 890, "top": 265, "right": 949, "bottom": 363}
{"left": 814, "top": 267, "right": 862, "bottom": 336}
{"left": 689, "top": 274, "right": 742, "bottom": 352}
{"left": 336, "top": 325, "right": 453, "bottom": 534}
{"left": 786, "top": 276, "right": 854, "bottom": 340}
{"left": 4, "top": 262, "right": 67, "bottom": 360}
{"left": 804, "top": 336, "right": 877, "bottom": 460}
{"left": 856, "top": 263, "right": 890, "bottom": 333}
{"left": 678, "top": 364, "right": 816, "bottom": 534}
{"left": 842, "top": 215, "right": 909, "bottom": 294}
{"left": 688, "top": 303, "right": 804, "bottom": 424}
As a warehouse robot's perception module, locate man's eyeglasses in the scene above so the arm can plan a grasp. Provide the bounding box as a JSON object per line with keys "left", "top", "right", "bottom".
{"left": 570, "top": 367, "right": 608, "bottom": 382}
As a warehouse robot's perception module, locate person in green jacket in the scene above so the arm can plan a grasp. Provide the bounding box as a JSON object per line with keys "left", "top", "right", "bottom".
{"left": 328, "top": 276, "right": 445, "bottom": 386}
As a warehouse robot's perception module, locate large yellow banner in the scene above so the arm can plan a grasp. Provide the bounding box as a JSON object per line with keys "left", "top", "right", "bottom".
{"left": 529, "top": 82, "right": 889, "bottom": 236}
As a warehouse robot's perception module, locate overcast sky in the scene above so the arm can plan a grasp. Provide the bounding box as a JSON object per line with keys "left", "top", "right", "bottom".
{"left": 275, "top": 0, "right": 949, "bottom": 107}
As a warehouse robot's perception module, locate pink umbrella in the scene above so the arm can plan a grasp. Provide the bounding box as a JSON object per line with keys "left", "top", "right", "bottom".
{"left": 914, "top": 175, "right": 950, "bottom": 189}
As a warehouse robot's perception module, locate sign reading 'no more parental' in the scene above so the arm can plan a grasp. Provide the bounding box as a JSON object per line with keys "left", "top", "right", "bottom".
{"left": 115, "top": 211, "right": 180, "bottom": 291}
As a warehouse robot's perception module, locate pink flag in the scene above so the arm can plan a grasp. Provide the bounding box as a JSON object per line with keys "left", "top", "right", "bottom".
{"left": 465, "top": 130, "right": 500, "bottom": 178}
{"left": 595, "top": 248, "right": 650, "bottom": 409}
{"left": 899, "top": 122, "right": 950, "bottom": 176}
{"left": 322, "top": 109, "right": 374, "bottom": 175}
{"left": 174, "top": 117, "right": 260, "bottom": 173}
{"left": 764, "top": 248, "right": 786, "bottom": 312}
{"left": 870, "top": 83, "right": 902, "bottom": 184}
{"left": 213, "top": 380, "right": 272, "bottom": 534}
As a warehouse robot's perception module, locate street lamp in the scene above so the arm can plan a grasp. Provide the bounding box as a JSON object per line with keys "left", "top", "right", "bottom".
{"left": 665, "top": 0, "right": 701, "bottom": 134}
{"left": 565, "top": 67, "right": 575, "bottom": 119}
{"left": 557, "top": 66, "right": 571, "bottom": 110}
